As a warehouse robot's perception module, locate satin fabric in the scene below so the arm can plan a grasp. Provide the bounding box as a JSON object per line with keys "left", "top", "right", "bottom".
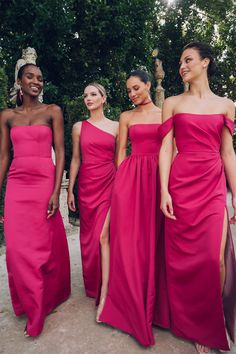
{"left": 78, "top": 120, "right": 116, "bottom": 301}
{"left": 161, "top": 113, "right": 236, "bottom": 351}
{"left": 100, "top": 124, "right": 167, "bottom": 346}
{"left": 4, "top": 125, "right": 71, "bottom": 337}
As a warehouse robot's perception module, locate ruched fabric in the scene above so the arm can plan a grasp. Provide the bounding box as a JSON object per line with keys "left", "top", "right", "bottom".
{"left": 163, "top": 113, "right": 236, "bottom": 351}
{"left": 78, "top": 121, "right": 116, "bottom": 301}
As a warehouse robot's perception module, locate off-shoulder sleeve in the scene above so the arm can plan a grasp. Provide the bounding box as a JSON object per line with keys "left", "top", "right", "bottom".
{"left": 224, "top": 116, "right": 235, "bottom": 136}
{"left": 159, "top": 117, "right": 174, "bottom": 140}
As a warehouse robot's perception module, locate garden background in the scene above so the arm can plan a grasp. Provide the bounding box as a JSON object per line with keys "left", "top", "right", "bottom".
{"left": 0, "top": 0, "right": 236, "bottom": 244}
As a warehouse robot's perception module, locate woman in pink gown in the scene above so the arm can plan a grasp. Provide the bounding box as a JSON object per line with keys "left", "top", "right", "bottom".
{"left": 100, "top": 70, "right": 168, "bottom": 346}
{"left": 0, "top": 64, "right": 71, "bottom": 337}
{"left": 159, "top": 42, "right": 236, "bottom": 353}
{"left": 67, "top": 83, "right": 118, "bottom": 321}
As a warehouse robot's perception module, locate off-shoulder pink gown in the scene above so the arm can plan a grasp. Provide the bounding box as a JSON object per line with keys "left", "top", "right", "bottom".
{"left": 78, "top": 120, "right": 116, "bottom": 301}
{"left": 100, "top": 124, "right": 168, "bottom": 346}
{"left": 161, "top": 113, "right": 236, "bottom": 351}
{"left": 4, "top": 125, "right": 71, "bottom": 337}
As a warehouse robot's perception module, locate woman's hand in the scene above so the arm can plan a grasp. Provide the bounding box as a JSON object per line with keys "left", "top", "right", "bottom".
{"left": 0, "top": 215, "right": 4, "bottom": 223}
{"left": 67, "top": 191, "right": 76, "bottom": 212}
{"left": 47, "top": 193, "right": 59, "bottom": 219}
{"left": 230, "top": 195, "right": 236, "bottom": 224}
{"left": 161, "top": 191, "right": 176, "bottom": 220}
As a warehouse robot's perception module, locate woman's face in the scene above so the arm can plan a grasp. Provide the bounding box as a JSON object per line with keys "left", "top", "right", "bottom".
{"left": 179, "top": 48, "right": 209, "bottom": 83}
{"left": 18, "top": 65, "right": 43, "bottom": 97}
{"left": 126, "top": 76, "right": 151, "bottom": 105}
{"left": 83, "top": 85, "right": 105, "bottom": 111}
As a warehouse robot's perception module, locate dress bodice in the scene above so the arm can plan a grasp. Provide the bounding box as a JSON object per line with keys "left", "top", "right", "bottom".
{"left": 161, "top": 113, "right": 234, "bottom": 154}
{"left": 10, "top": 125, "right": 52, "bottom": 158}
{"left": 80, "top": 121, "right": 116, "bottom": 164}
{"left": 129, "top": 124, "right": 162, "bottom": 155}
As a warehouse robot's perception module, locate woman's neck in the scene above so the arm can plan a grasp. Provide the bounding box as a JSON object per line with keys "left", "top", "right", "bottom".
{"left": 188, "top": 77, "right": 212, "bottom": 98}
{"left": 89, "top": 109, "right": 105, "bottom": 122}
{"left": 21, "top": 96, "right": 41, "bottom": 111}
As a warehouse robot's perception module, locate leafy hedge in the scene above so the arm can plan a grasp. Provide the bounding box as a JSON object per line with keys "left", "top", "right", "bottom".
{"left": 0, "top": 67, "right": 8, "bottom": 245}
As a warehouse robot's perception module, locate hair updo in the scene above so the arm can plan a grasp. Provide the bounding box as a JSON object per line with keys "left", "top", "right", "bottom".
{"left": 183, "top": 42, "right": 217, "bottom": 77}
{"left": 126, "top": 69, "right": 151, "bottom": 84}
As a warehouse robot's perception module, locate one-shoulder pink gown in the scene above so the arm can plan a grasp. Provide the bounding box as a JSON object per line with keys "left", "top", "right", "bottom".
{"left": 78, "top": 120, "right": 116, "bottom": 301}
{"left": 100, "top": 124, "right": 168, "bottom": 346}
{"left": 161, "top": 113, "right": 236, "bottom": 351}
{"left": 4, "top": 125, "right": 71, "bottom": 337}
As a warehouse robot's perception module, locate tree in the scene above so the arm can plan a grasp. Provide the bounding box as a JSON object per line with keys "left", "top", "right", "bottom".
{"left": 0, "top": 67, "right": 8, "bottom": 244}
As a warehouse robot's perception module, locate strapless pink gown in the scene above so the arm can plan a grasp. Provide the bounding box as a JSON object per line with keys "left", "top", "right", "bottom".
{"left": 161, "top": 114, "right": 236, "bottom": 351}
{"left": 4, "top": 125, "right": 71, "bottom": 337}
{"left": 78, "top": 121, "right": 116, "bottom": 301}
{"left": 100, "top": 124, "right": 168, "bottom": 346}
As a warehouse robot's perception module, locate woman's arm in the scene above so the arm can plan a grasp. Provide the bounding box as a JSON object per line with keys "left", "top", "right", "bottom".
{"left": 47, "top": 104, "right": 65, "bottom": 218}
{"left": 116, "top": 113, "right": 129, "bottom": 167}
{"left": 67, "top": 122, "right": 81, "bottom": 212}
{"left": 221, "top": 100, "right": 236, "bottom": 224}
{"left": 114, "top": 122, "right": 119, "bottom": 167}
{"left": 0, "top": 110, "right": 11, "bottom": 222}
{"left": 159, "top": 98, "right": 176, "bottom": 220}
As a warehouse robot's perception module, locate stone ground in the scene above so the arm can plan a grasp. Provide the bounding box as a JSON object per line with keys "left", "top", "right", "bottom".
{"left": 0, "top": 203, "right": 236, "bottom": 354}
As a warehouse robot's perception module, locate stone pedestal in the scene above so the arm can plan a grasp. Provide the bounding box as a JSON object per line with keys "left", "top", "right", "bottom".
{"left": 152, "top": 49, "right": 165, "bottom": 108}
{"left": 60, "top": 171, "right": 68, "bottom": 225}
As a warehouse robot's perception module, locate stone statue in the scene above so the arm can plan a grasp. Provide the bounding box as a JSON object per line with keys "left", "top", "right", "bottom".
{"left": 10, "top": 47, "right": 43, "bottom": 104}
{"left": 152, "top": 48, "right": 165, "bottom": 108}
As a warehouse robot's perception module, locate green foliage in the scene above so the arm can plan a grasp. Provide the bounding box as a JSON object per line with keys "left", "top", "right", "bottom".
{"left": 0, "top": 1, "right": 236, "bottom": 244}
{"left": 0, "top": 67, "right": 8, "bottom": 244}
{"left": 0, "top": 67, "right": 8, "bottom": 109}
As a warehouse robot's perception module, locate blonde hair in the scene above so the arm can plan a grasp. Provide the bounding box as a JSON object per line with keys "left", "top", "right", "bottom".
{"left": 87, "top": 82, "right": 107, "bottom": 100}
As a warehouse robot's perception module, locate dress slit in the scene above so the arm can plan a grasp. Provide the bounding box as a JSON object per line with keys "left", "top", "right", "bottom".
{"left": 223, "top": 208, "right": 236, "bottom": 342}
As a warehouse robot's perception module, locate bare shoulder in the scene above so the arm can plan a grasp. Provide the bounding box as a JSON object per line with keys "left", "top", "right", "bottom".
{"left": 216, "top": 96, "right": 235, "bottom": 121}
{"left": 110, "top": 119, "right": 119, "bottom": 135}
{"left": 45, "top": 103, "right": 63, "bottom": 116}
{"left": 162, "top": 94, "right": 183, "bottom": 120}
{"left": 72, "top": 121, "right": 82, "bottom": 135}
{"left": 223, "top": 97, "right": 235, "bottom": 121}
{"left": 165, "top": 94, "right": 184, "bottom": 105}
{"left": 108, "top": 119, "right": 119, "bottom": 128}
{"left": 119, "top": 110, "right": 132, "bottom": 125}
{"left": 0, "top": 108, "right": 15, "bottom": 124}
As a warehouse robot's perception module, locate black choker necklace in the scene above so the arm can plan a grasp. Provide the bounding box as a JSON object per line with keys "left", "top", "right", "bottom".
{"left": 139, "top": 100, "right": 152, "bottom": 106}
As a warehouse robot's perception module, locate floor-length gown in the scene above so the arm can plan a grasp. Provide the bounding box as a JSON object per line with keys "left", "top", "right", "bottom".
{"left": 4, "top": 125, "right": 71, "bottom": 337}
{"left": 78, "top": 120, "right": 116, "bottom": 301}
{"left": 161, "top": 113, "right": 236, "bottom": 351}
{"left": 100, "top": 123, "right": 167, "bottom": 346}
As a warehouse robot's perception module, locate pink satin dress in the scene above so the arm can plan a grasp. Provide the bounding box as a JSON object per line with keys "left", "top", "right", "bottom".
{"left": 78, "top": 120, "right": 116, "bottom": 301}
{"left": 100, "top": 124, "right": 168, "bottom": 346}
{"left": 4, "top": 125, "right": 71, "bottom": 337}
{"left": 161, "top": 113, "right": 236, "bottom": 351}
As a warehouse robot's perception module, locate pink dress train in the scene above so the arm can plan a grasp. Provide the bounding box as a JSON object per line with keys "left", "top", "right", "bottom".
{"left": 78, "top": 120, "right": 116, "bottom": 301}
{"left": 4, "top": 125, "right": 71, "bottom": 337}
{"left": 100, "top": 124, "right": 168, "bottom": 346}
{"left": 161, "top": 113, "right": 236, "bottom": 351}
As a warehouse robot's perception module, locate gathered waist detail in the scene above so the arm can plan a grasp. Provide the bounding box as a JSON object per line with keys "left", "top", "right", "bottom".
{"left": 178, "top": 150, "right": 219, "bottom": 154}
{"left": 13, "top": 155, "right": 52, "bottom": 159}
{"left": 82, "top": 159, "right": 114, "bottom": 164}
{"left": 130, "top": 152, "right": 158, "bottom": 156}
